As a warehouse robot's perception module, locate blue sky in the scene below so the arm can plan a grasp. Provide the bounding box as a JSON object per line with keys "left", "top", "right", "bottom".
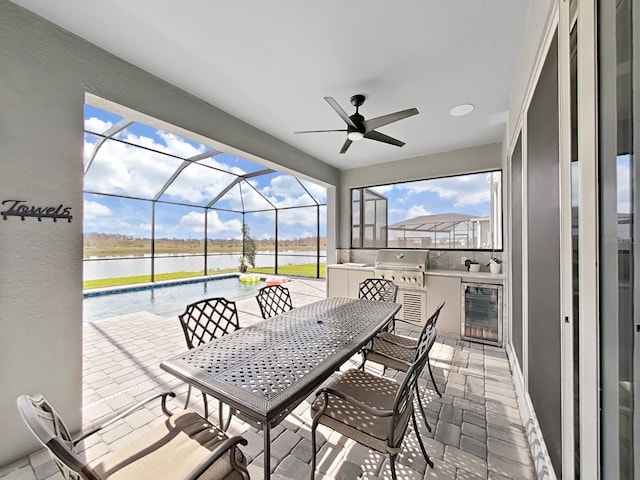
{"left": 83, "top": 104, "right": 497, "bottom": 240}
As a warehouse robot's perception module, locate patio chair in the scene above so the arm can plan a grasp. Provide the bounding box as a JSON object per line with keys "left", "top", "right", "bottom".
{"left": 363, "top": 301, "right": 446, "bottom": 399}
{"left": 178, "top": 297, "right": 241, "bottom": 429}
{"left": 309, "top": 327, "right": 438, "bottom": 480}
{"left": 17, "top": 391, "right": 249, "bottom": 480}
{"left": 358, "top": 278, "right": 399, "bottom": 331}
{"left": 255, "top": 284, "right": 293, "bottom": 319}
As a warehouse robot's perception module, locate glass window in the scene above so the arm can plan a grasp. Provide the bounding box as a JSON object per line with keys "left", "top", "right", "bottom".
{"left": 351, "top": 171, "right": 502, "bottom": 250}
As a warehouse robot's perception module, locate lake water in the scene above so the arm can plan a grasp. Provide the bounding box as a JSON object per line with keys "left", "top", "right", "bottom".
{"left": 84, "top": 250, "right": 326, "bottom": 281}
{"left": 83, "top": 275, "right": 263, "bottom": 322}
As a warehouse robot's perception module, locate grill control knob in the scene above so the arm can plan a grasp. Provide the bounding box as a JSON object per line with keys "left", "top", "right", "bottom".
{"left": 402, "top": 277, "right": 406, "bottom": 282}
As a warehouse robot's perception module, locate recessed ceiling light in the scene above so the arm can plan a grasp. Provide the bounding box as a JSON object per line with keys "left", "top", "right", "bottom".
{"left": 449, "top": 104, "right": 475, "bottom": 117}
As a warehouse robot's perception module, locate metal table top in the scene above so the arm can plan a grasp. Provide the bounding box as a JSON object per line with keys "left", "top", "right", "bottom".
{"left": 160, "top": 296, "right": 401, "bottom": 426}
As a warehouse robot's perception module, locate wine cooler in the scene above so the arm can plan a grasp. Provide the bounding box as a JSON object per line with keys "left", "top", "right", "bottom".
{"left": 461, "top": 282, "right": 503, "bottom": 346}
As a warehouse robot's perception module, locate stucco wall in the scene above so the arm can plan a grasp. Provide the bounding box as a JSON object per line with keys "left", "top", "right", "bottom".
{"left": 0, "top": 1, "right": 337, "bottom": 463}
{"left": 338, "top": 142, "right": 502, "bottom": 248}
{"left": 506, "top": 0, "right": 556, "bottom": 145}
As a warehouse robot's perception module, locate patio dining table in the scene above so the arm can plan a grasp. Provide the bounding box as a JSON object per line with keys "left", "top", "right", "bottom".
{"left": 160, "top": 296, "right": 401, "bottom": 479}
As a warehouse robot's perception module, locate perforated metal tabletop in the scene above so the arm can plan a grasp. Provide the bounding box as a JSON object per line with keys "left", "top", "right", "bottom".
{"left": 160, "top": 296, "right": 400, "bottom": 478}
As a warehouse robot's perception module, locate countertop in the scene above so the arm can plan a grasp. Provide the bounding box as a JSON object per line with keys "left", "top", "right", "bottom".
{"left": 327, "top": 264, "right": 504, "bottom": 283}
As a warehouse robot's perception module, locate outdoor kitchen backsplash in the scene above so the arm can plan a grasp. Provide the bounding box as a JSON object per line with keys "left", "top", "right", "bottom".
{"left": 338, "top": 249, "right": 504, "bottom": 273}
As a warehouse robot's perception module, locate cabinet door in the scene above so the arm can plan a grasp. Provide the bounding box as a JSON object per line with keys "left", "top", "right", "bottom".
{"left": 425, "top": 275, "right": 462, "bottom": 334}
{"left": 348, "top": 269, "right": 374, "bottom": 298}
{"left": 326, "top": 268, "right": 349, "bottom": 298}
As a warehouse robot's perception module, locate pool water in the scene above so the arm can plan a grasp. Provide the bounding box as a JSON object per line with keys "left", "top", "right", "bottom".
{"left": 83, "top": 275, "right": 263, "bottom": 322}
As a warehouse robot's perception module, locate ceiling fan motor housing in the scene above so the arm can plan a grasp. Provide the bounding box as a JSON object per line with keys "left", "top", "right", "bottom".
{"left": 350, "top": 94, "right": 366, "bottom": 108}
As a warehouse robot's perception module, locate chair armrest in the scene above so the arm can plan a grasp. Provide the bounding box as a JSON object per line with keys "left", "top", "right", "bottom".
{"left": 392, "top": 318, "right": 423, "bottom": 328}
{"left": 73, "top": 391, "right": 176, "bottom": 445}
{"left": 315, "top": 387, "right": 394, "bottom": 418}
{"left": 184, "top": 436, "right": 249, "bottom": 480}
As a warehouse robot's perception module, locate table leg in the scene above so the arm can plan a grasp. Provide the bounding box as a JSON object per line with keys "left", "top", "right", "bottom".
{"left": 263, "top": 424, "right": 271, "bottom": 479}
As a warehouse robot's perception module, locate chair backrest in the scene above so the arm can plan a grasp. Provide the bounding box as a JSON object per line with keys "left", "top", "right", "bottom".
{"left": 358, "top": 278, "right": 398, "bottom": 303}
{"left": 17, "top": 394, "right": 101, "bottom": 480}
{"left": 388, "top": 327, "right": 438, "bottom": 448}
{"left": 425, "top": 300, "right": 446, "bottom": 330}
{"left": 256, "top": 284, "right": 293, "bottom": 319}
{"left": 178, "top": 297, "right": 240, "bottom": 349}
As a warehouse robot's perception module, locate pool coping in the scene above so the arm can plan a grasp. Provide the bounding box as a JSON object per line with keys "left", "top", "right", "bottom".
{"left": 83, "top": 273, "right": 247, "bottom": 297}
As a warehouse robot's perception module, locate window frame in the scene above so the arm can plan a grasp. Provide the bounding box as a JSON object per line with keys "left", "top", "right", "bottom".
{"left": 349, "top": 169, "right": 504, "bottom": 251}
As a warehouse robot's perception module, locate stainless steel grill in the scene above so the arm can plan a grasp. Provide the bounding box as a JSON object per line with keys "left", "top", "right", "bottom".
{"left": 373, "top": 249, "right": 428, "bottom": 290}
{"left": 373, "top": 249, "right": 429, "bottom": 324}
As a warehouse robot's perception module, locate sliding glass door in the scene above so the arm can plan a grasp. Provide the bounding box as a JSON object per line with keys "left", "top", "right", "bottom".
{"left": 598, "top": 0, "right": 637, "bottom": 477}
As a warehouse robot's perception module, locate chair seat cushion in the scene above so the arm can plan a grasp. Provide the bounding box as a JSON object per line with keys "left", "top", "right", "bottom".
{"left": 311, "top": 369, "right": 399, "bottom": 453}
{"left": 366, "top": 337, "right": 415, "bottom": 372}
{"left": 94, "top": 410, "right": 245, "bottom": 480}
{"left": 377, "top": 332, "right": 418, "bottom": 349}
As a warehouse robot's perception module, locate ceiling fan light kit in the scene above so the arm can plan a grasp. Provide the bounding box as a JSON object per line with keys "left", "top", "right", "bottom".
{"left": 294, "top": 94, "right": 419, "bottom": 154}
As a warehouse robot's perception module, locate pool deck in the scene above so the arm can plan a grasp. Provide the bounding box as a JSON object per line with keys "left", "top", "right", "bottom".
{"left": 1, "top": 278, "right": 536, "bottom": 480}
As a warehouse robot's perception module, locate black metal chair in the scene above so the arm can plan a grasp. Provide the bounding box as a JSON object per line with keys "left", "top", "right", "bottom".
{"left": 17, "top": 391, "right": 249, "bottom": 480}
{"left": 255, "top": 284, "right": 294, "bottom": 319}
{"left": 358, "top": 278, "right": 398, "bottom": 302}
{"left": 178, "top": 297, "right": 240, "bottom": 429}
{"left": 310, "top": 327, "right": 438, "bottom": 480}
{"left": 364, "top": 301, "right": 446, "bottom": 399}
{"left": 358, "top": 278, "right": 399, "bottom": 331}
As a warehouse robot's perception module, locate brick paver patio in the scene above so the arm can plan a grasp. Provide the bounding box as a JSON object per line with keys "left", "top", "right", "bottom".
{"left": 0, "top": 278, "right": 536, "bottom": 479}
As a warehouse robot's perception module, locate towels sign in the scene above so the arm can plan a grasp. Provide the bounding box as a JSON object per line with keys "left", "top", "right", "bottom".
{"left": 1, "top": 199, "right": 73, "bottom": 222}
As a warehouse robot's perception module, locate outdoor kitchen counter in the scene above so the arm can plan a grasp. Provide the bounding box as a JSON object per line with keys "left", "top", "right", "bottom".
{"left": 328, "top": 263, "right": 374, "bottom": 270}
{"left": 425, "top": 269, "right": 505, "bottom": 284}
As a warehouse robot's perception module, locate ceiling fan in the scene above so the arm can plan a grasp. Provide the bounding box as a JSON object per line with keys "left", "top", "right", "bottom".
{"left": 294, "top": 94, "right": 419, "bottom": 154}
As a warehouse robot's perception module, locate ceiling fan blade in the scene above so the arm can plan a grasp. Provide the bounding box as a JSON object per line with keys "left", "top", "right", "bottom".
{"left": 362, "top": 108, "right": 419, "bottom": 132}
{"left": 364, "top": 130, "right": 405, "bottom": 147}
{"left": 324, "top": 97, "right": 357, "bottom": 128}
{"left": 339, "top": 139, "right": 353, "bottom": 154}
{"left": 294, "top": 129, "right": 347, "bottom": 134}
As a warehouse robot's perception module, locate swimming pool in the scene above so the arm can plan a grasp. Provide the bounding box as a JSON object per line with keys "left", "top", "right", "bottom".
{"left": 83, "top": 275, "right": 263, "bottom": 322}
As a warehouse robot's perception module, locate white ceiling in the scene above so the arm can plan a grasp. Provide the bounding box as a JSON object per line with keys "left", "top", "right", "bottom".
{"left": 12, "top": 0, "right": 530, "bottom": 170}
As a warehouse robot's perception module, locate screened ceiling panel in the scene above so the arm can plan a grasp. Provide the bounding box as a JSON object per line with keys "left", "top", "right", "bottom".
{"left": 209, "top": 183, "right": 244, "bottom": 211}
{"left": 238, "top": 181, "right": 276, "bottom": 212}
{"left": 83, "top": 103, "right": 327, "bottom": 227}
{"left": 159, "top": 162, "right": 239, "bottom": 206}
{"left": 117, "top": 122, "right": 208, "bottom": 156}
{"left": 84, "top": 104, "right": 124, "bottom": 134}
{"left": 252, "top": 172, "right": 318, "bottom": 208}
{"left": 299, "top": 178, "right": 327, "bottom": 204}
{"left": 84, "top": 133, "right": 102, "bottom": 170}
{"left": 198, "top": 152, "right": 267, "bottom": 175}
{"left": 84, "top": 138, "right": 186, "bottom": 199}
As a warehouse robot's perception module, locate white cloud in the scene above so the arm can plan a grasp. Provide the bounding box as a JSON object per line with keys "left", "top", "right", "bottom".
{"left": 84, "top": 200, "right": 112, "bottom": 219}
{"left": 84, "top": 130, "right": 229, "bottom": 201}
{"left": 177, "top": 210, "right": 242, "bottom": 235}
{"left": 407, "top": 205, "right": 431, "bottom": 217}
{"left": 84, "top": 116, "right": 113, "bottom": 134}
{"left": 399, "top": 174, "right": 493, "bottom": 207}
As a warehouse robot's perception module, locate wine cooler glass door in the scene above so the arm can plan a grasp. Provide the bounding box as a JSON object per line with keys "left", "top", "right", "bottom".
{"left": 461, "top": 283, "right": 503, "bottom": 346}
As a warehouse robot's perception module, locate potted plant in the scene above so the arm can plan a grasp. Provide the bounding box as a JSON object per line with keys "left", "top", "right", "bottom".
{"left": 465, "top": 258, "right": 481, "bottom": 272}
{"left": 487, "top": 256, "right": 502, "bottom": 274}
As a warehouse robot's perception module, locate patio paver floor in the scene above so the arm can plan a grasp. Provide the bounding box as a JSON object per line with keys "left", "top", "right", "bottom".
{"left": 0, "top": 278, "right": 536, "bottom": 480}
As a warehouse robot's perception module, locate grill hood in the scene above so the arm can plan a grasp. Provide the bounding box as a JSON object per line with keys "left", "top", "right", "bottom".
{"left": 374, "top": 249, "right": 429, "bottom": 271}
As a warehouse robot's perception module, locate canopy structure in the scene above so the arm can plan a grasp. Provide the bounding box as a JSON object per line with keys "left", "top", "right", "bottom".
{"left": 387, "top": 213, "right": 489, "bottom": 249}
{"left": 83, "top": 104, "right": 327, "bottom": 282}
